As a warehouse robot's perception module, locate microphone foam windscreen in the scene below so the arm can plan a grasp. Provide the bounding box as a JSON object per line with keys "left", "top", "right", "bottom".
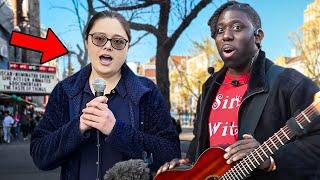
{"left": 104, "top": 159, "right": 150, "bottom": 180}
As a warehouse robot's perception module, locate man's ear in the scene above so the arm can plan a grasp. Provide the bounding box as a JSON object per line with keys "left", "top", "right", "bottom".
{"left": 254, "top": 28, "right": 264, "bottom": 46}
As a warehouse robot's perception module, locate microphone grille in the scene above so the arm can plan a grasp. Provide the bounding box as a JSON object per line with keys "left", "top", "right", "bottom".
{"left": 92, "top": 78, "right": 106, "bottom": 92}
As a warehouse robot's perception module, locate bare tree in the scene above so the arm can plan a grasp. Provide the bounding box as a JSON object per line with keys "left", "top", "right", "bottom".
{"left": 290, "top": 29, "right": 320, "bottom": 86}
{"left": 169, "top": 37, "right": 222, "bottom": 113}
{"left": 55, "top": 0, "right": 213, "bottom": 108}
{"left": 190, "top": 37, "right": 223, "bottom": 71}
{"left": 95, "top": 0, "right": 213, "bottom": 107}
{"left": 171, "top": 62, "right": 206, "bottom": 101}
{"left": 51, "top": 0, "right": 94, "bottom": 67}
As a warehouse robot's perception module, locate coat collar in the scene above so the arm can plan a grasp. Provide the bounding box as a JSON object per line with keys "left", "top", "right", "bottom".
{"left": 247, "top": 50, "right": 269, "bottom": 94}
{"left": 61, "top": 63, "right": 151, "bottom": 105}
{"left": 204, "top": 50, "right": 270, "bottom": 94}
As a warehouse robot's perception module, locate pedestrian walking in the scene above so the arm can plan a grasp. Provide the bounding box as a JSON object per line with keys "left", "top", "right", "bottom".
{"left": 2, "top": 111, "right": 14, "bottom": 143}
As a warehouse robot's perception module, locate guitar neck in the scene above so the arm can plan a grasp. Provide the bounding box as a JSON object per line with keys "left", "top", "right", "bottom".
{"left": 220, "top": 101, "right": 320, "bottom": 180}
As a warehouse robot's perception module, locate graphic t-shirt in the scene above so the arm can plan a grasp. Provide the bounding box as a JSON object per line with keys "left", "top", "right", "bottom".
{"left": 208, "top": 71, "right": 250, "bottom": 148}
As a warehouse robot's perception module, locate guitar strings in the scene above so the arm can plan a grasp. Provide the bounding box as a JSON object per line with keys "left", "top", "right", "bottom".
{"left": 260, "top": 102, "right": 318, "bottom": 155}
{"left": 253, "top": 103, "right": 317, "bottom": 164}
{"left": 222, "top": 102, "right": 319, "bottom": 180}
{"left": 245, "top": 103, "right": 317, "bottom": 170}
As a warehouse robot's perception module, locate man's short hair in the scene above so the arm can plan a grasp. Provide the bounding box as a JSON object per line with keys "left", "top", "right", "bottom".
{"left": 208, "top": 1, "right": 262, "bottom": 39}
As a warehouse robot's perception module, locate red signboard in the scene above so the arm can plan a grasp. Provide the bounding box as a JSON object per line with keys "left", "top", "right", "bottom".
{"left": 9, "top": 62, "right": 56, "bottom": 73}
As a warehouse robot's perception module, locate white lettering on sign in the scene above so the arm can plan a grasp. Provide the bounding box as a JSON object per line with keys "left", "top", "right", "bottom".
{"left": 0, "top": 69, "right": 58, "bottom": 95}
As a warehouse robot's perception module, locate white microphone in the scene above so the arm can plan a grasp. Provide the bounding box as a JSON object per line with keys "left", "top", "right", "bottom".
{"left": 92, "top": 78, "right": 106, "bottom": 180}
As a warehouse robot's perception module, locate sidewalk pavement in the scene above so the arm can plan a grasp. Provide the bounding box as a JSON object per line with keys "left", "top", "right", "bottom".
{"left": 179, "top": 127, "right": 194, "bottom": 141}
{"left": 179, "top": 127, "right": 194, "bottom": 158}
{"left": 0, "top": 138, "right": 59, "bottom": 180}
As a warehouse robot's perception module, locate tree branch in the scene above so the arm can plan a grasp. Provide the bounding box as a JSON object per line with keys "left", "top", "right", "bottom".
{"left": 79, "top": 0, "right": 88, "bottom": 11}
{"left": 168, "top": 0, "right": 212, "bottom": 49}
{"left": 158, "top": 0, "right": 170, "bottom": 38}
{"left": 50, "top": 6, "right": 76, "bottom": 14}
{"left": 291, "top": 30, "right": 320, "bottom": 83}
{"left": 97, "top": 0, "right": 160, "bottom": 11}
{"left": 174, "top": 63, "right": 194, "bottom": 94}
{"left": 87, "top": 0, "right": 97, "bottom": 16}
{"left": 69, "top": 44, "right": 87, "bottom": 67}
{"left": 130, "top": 21, "right": 159, "bottom": 37}
{"left": 77, "top": 44, "right": 87, "bottom": 67}
{"left": 175, "top": 63, "right": 199, "bottom": 100}
{"left": 130, "top": 32, "right": 149, "bottom": 47}
{"left": 72, "top": 0, "right": 84, "bottom": 34}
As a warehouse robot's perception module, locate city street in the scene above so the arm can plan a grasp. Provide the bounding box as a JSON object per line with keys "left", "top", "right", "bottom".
{"left": 0, "top": 128, "right": 193, "bottom": 180}
{"left": 0, "top": 138, "right": 59, "bottom": 180}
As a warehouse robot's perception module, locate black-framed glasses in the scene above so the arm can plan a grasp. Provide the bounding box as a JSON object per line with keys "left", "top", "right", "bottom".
{"left": 89, "top": 32, "right": 128, "bottom": 50}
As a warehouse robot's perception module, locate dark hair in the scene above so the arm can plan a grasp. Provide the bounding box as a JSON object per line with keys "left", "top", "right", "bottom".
{"left": 208, "top": 1, "right": 261, "bottom": 39}
{"left": 85, "top": 10, "right": 131, "bottom": 42}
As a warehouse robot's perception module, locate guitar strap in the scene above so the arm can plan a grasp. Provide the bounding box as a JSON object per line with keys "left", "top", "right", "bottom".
{"left": 239, "top": 64, "right": 284, "bottom": 138}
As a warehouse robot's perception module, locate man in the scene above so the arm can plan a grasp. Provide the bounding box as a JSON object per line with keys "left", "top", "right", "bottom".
{"left": 157, "top": 1, "right": 320, "bottom": 179}
{"left": 2, "top": 111, "right": 14, "bottom": 143}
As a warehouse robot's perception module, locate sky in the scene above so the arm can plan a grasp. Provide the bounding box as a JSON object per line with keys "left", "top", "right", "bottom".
{"left": 39, "top": 0, "right": 314, "bottom": 72}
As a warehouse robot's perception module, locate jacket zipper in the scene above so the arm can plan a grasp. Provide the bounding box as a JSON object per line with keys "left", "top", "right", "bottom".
{"left": 238, "top": 89, "right": 265, "bottom": 126}
{"left": 225, "top": 89, "right": 265, "bottom": 179}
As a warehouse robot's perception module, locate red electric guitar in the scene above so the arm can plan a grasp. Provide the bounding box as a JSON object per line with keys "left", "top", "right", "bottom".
{"left": 155, "top": 92, "right": 320, "bottom": 180}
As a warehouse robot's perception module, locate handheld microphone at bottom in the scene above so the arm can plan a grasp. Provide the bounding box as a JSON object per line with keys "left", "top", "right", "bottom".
{"left": 92, "top": 78, "right": 106, "bottom": 180}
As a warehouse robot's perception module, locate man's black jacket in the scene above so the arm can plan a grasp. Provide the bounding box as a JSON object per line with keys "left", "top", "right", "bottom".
{"left": 187, "top": 51, "right": 320, "bottom": 179}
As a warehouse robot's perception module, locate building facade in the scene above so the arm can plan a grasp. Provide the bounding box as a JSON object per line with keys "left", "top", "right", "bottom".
{"left": 275, "top": 0, "right": 320, "bottom": 84}
{"left": 0, "top": 0, "right": 59, "bottom": 114}
{"left": 10, "top": 0, "right": 40, "bottom": 64}
{"left": 0, "top": 0, "right": 14, "bottom": 69}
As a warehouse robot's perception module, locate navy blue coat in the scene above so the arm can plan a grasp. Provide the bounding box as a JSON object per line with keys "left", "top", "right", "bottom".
{"left": 30, "top": 64, "right": 181, "bottom": 179}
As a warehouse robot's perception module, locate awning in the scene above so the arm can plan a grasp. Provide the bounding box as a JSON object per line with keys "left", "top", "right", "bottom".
{"left": 0, "top": 93, "right": 37, "bottom": 106}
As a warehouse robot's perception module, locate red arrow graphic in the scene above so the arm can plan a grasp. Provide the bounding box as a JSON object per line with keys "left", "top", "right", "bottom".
{"left": 10, "top": 28, "right": 69, "bottom": 64}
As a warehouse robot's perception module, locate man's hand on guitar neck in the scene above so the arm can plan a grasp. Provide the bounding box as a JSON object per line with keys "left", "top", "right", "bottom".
{"left": 156, "top": 158, "right": 190, "bottom": 175}
{"left": 224, "top": 134, "right": 271, "bottom": 170}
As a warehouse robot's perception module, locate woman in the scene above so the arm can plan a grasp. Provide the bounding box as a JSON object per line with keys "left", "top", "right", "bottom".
{"left": 30, "top": 10, "right": 180, "bottom": 180}
{"left": 11, "top": 111, "right": 20, "bottom": 138}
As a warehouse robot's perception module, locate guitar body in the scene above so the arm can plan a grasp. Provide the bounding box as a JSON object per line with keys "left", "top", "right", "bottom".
{"left": 154, "top": 147, "right": 234, "bottom": 180}
{"left": 155, "top": 92, "right": 320, "bottom": 180}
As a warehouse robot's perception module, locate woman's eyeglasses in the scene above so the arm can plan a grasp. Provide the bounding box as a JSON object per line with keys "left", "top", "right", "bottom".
{"left": 89, "top": 33, "right": 128, "bottom": 50}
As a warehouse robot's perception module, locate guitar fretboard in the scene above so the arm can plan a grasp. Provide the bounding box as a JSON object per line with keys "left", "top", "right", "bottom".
{"left": 220, "top": 101, "right": 320, "bottom": 180}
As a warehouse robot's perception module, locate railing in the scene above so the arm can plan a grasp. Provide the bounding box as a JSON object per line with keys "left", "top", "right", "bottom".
{"left": 176, "top": 112, "right": 195, "bottom": 128}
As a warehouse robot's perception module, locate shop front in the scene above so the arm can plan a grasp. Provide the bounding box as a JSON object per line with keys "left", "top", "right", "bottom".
{"left": 0, "top": 62, "right": 58, "bottom": 115}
